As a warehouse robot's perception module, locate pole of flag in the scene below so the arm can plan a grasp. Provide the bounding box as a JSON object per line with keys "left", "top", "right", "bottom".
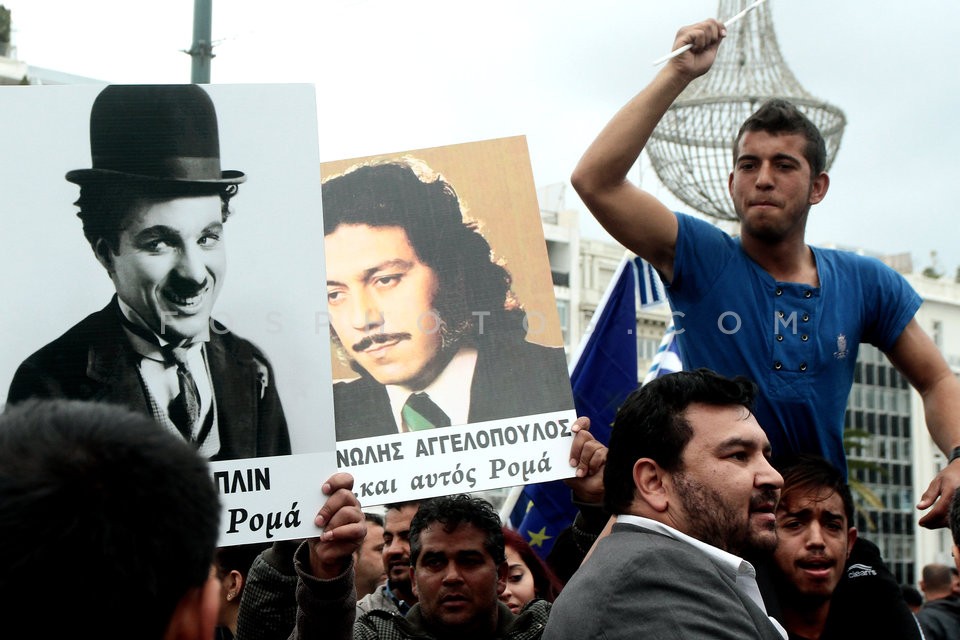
{"left": 503, "top": 252, "right": 679, "bottom": 558}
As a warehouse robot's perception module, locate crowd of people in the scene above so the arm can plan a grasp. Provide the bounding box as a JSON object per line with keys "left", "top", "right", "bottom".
{"left": 4, "top": 12, "right": 960, "bottom": 640}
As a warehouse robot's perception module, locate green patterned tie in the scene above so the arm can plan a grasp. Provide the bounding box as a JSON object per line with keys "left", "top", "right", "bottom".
{"left": 401, "top": 392, "right": 451, "bottom": 431}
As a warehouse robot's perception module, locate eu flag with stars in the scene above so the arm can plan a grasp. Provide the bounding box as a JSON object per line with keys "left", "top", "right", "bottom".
{"left": 507, "top": 254, "right": 669, "bottom": 558}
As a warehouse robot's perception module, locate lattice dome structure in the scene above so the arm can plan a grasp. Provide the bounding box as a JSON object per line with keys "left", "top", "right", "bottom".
{"left": 647, "top": 0, "right": 846, "bottom": 221}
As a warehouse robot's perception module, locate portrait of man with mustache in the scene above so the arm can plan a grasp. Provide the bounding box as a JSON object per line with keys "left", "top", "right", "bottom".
{"left": 322, "top": 155, "right": 573, "bottom": 441}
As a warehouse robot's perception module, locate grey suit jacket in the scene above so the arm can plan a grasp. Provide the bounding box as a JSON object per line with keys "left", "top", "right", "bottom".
{"left": 543, "top": 522, "right": 784, "bottom": 640}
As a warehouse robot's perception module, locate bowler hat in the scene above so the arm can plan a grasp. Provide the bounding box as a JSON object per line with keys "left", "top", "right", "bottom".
{"left": 66, "top": 84, "right": 245, "bottom": 186}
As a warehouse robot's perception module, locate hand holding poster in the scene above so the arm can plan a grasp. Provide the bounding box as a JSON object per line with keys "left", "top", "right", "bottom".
{"left": 0, "top": 85, "right": 577, "bottom": 543}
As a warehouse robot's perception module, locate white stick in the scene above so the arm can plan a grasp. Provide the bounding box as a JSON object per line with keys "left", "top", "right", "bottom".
{"left": 651, "top": 0, "right": 770, "bottom": 66}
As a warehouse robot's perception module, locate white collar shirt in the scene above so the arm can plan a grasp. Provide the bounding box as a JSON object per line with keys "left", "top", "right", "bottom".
{"left": 617, "top": 514, "right": 787, "bottom": 640}
{"left": 385, "top": 346, "right": 478, "bottom": 432}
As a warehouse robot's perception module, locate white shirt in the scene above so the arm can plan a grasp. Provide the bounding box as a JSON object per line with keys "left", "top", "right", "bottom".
{"left": 117, "top": 299, "right": 219, "bottom": 456}
{"left": 385, "top": 346, "right": 478, "bottom": 432}
{"left": 617, "top": 514, "right": 788, "bottom": 640}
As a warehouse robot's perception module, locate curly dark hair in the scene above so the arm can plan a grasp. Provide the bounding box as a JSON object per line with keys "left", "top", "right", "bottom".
{"left": 75, "top": 180, "right": 237, "bottom": 253}
{"left": 603, "top": 368, "right": 758, "bottom": 514}
{"left": 321, "top": 159, "right": 528, "bottom": 353}
{"left": 734, "top": 98, "right": 827, "bottom": 176}
{"left": 409, "top": 494, "right": 505, "bottom": 566}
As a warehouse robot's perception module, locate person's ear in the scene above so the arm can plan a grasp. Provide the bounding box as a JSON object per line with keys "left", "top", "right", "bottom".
{"left": 410, "top": 566, "right": 419, "bottom": 600}
{"left": 809, "top": 171, "right": 829, "bottom": 205}
{"left": 633, "top": 458, "right": 669, "bottom": 512}
{"left": 496, "top": 560, "right": 508, "bottom": 596}
{"left": 224, "top": 569, "right": 243, "bottom": 603}
{"left": 93, "top": 238, "right": 115, "bottom": 273}
{"left": 954, "top": 544, "right": 960, "bottom": 573}
{"left": 162, "top": 574, "right": 221, "bottom": 640}
{"left": 846, "top": 527, "right": 858, "bottom": 557}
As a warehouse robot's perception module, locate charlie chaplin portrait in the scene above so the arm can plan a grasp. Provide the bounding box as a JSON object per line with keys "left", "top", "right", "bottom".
{"left": 5, "top": 84, "right": 291, "bottom": 461}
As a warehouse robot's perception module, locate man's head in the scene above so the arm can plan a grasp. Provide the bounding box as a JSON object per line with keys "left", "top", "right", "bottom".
{"left": 734, "top": 99, "right": 827, "bottom": 177}
{"left": 408, "top": 494, "right": 508, "bottom": 637}
{"left": 920, "top": 563, "right": 956, "bottom": 601}
{"left": 950, "top": 488, "right": 960, "bottom": 573}
{"left": 604, "top": 368, "right": 782, "bottom": 556}
{"left": 900, "top": 584, "right": 924, "bottom": 614}
{"left": 382, "top": 500, "right": 423, "bottom": 602}
{"left": 322, "top": 158, "right": 527, "bottom": 390}
{"left": 772, "top": 454, "right": 857, "bottom": 606}
{"left": 68, "top": 84, "right": 245, "bottom": 342}
{"left": 354, "top": 512, "right": 387, "bottom": 600}
{"left": 0, "top": 398, "right": 221, "bottom": 640}
{"left": 728, "top": 99, "right": 829, "bottom": 244}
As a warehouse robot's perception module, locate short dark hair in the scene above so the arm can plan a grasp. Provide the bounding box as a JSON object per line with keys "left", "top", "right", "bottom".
{"left": 922, "top": 563, "right": 954, "bottom": 591}
{"left": 384, "top": 499, "right": 423, "bottom": 515}
{"left": 734, "top": 98, "right": 827, "bottom": 176}
{"left": 951, "top": 488, "right": 960, "bottom": 548}
{"left": 776, "top": 454, "right": 854, "bottom": 524}
{"left": 409, "top": 494, "right": 505, "bottom": 566}
{"left": 364, "top": 511, "right": 385, "bottom": 528}
{"left": 900, "top": 583, "right": 923, "bottom": 608}
{"left": 603, "top": 368, "right": 757, "bottom": 514}
{"left": 502, "top": 526, "right": 564, "bottom": 602}
{"left": 76, "top": 180, "right": 237, "bottom": 252}
{"left": 321, "top": 159, "right": 527, "bottom": 353}
{"left": 214, "top": 541, "right": 272, "bottom": 580}
{"left": 0, "top": 398, "right": 220, "bottom": 640}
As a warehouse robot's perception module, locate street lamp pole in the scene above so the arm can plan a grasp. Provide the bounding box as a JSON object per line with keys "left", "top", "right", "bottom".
{"left": 188, "top": 0, "right": 213, "bottom": 83}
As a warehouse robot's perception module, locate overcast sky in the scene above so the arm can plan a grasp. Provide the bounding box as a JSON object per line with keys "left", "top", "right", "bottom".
{"left": 5, "top": 0, "right": 958, "bottom": 274}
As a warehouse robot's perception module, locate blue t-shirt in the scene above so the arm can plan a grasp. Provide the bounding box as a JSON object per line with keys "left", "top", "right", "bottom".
{"left": 667, "top": 213, "right": 922, "bottom": 475}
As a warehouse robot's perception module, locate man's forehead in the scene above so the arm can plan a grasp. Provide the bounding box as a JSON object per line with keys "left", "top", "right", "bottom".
{"left": 418, "top": 522, "right": 488, "bottom": 551}
{"left": 325, "top": 222, "right": 410, "bottom": 243}
{"left": 778, "top": 487, "right": 845, "bottom": 518}
{"left": 123, "top": 194, "right": 223, "bottom": 231}
{"left": 735, "top": 130, "right": 807, "bottom": 158}
{"left": 385, "top": 504, "right": 418, "bottom": 529}
{"left": 684, "top": 403, "right": 767, "bottom": 445}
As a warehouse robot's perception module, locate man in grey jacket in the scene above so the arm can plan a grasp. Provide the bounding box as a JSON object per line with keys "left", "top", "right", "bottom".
{"left": 545, "top": 369, "right": 787, "bottom": 639}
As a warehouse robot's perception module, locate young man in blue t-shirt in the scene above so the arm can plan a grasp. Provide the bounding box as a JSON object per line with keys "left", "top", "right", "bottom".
{"left": 571, "top": 17, "right": 960, "bottom": 529}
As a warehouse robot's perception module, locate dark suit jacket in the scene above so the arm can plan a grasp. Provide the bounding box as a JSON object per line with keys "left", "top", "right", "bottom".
{"left": 7, "top": 298, "right": 290, "bottom": 461}
{"left": 332, "top": 335, "right": 574, "bottom": 441}
{"left": 543, "top": 522, "right": 785, "bottom": 640}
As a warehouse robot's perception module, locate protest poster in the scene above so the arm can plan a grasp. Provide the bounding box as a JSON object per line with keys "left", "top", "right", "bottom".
{"left": 322, "top": 137, "right": 578, "bottom": 505}
{"left": 0, "top": 83, "right": 336, "bottom": 545}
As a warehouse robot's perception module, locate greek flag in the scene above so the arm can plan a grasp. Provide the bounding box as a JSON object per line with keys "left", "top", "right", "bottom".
{"left": 504, "top": 254, "right": 679, "bottom": 558}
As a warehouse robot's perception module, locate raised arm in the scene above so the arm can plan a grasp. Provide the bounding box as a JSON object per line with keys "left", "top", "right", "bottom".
{"left": 570, "top": 19, "right": 725, "bottom": 282}
{"left": 885, "top": 319, "right": 960, "bottom": 529}
{"left": 294, "top": 473, "right": 366, "bottom": 640}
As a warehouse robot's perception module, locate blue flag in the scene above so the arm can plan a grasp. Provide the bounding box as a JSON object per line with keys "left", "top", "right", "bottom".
{"left": 507, "top": 255, "right": 672, "bottom": 558}
{"left": 643, "top": 321, "right": 682, "bottom": 384}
